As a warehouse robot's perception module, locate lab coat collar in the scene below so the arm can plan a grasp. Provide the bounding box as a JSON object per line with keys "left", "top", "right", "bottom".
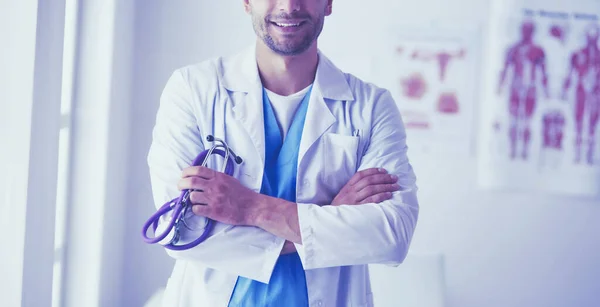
{"left": 221, "top": 44, "right": 354, "bottom": 102}
{"left": 224, "top": 44, "right": 350, "bottom": 171}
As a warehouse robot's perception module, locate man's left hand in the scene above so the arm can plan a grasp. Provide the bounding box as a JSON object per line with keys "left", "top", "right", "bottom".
{"left": 177, "top": 166, "right": 260, "bottom": 226}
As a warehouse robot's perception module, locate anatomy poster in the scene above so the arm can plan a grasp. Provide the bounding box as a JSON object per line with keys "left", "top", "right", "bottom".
{"left": 371, "top": 26, "right": 480, "bottom": 155}
{"left": 477, "top": 0, "right": 600, "bottom": 197}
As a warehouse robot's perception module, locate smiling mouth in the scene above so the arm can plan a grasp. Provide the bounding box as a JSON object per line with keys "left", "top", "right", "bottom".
{"left": 270, "top": 21, "right": 306, "bottom": 28}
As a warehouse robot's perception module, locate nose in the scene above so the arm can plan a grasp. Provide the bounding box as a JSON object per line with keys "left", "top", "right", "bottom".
{"left": 277, "top": 0, "right": 301, "bottom": 13}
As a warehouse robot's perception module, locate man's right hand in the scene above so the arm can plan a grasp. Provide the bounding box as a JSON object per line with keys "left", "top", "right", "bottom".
{"left": 331, "top": 168, "right": 400, "bottom": 206}
{"left": 280, "top": 168, "right": 400, "bottom": 255}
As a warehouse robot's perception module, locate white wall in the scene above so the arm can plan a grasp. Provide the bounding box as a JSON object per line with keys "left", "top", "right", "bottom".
{"left": 123, "top": 1, "right": 600, "bottom": 307}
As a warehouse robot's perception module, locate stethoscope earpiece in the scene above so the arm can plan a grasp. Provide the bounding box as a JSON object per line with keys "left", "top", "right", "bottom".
{"left": 205, "top": 134, "right": 243, "bottom": 165}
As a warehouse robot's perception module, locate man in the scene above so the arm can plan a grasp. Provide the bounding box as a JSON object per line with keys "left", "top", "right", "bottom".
{"left": 147, "top": 1, "right": 419, "bottom": 306}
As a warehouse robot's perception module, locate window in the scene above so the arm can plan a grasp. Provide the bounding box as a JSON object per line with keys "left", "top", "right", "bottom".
{"left": 52, "top": 0, "right": 78, "bottom": 306}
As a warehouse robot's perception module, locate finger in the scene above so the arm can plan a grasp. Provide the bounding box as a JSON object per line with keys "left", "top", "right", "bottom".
{"left": 359, "top": 192, "right": 394, "bottom": 204}
{"left": 181, "top": 166, "right": 216, "bottom": 179}
{"left": 177, "top": 176, "right": 210, "bottom": 191}
{"left": 354, "top": 173, "right": 398, "bottom": 192}
{"left": 356, "top": 183, "right": 400, "bottom": 202}
{"left": 189, "top": 190, "right": 209, "bottom": 205}
{"left": 347, "top": 168, "right": 388, "bottom": 186}
{"left": 191, "top": 204, "right": 212, "bottom": 217}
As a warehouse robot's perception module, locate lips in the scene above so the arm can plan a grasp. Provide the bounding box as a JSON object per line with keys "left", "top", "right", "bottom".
{"left": 270, "top": 20, "right": 306, "bottom": 28}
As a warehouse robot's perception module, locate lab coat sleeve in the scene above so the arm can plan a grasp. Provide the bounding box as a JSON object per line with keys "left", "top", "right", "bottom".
{"left": 294, "top": 89, "right": 419, "bottom": 270}
{"left": 146, "top": 69, "right": 283, "bottom": 284}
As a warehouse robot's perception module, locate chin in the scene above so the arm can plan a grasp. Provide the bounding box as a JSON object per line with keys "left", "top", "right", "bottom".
{"left": 264, "top": 43, "right": 306, "bottom": 57}
{"left": 270, "top": 48, "right": 303, "bottom": 57}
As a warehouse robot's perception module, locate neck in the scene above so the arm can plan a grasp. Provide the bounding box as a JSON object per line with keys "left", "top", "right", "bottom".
{"left": 255, "top": 40, "right": 319, "bottom": 96}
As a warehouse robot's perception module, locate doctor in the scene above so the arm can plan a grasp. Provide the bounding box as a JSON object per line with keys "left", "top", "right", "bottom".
{"left": 147, "top": 0, "right": 419, "bottom": 306}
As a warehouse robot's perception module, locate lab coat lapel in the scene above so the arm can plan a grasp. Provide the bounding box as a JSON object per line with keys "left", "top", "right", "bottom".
{"left": 222, "top": 47, "right": 355, "bottom": 170}
{"left": 223, "top": 46, "right": 266, "bottom": 166}
{"left": 298, "top": 86, "right": 335, "bottom": 166}
{"left": 298, "top": 52, "right": 354, "bottom": 166}
{"left": 235, "top": 87, "right": 266, "bottom": 165}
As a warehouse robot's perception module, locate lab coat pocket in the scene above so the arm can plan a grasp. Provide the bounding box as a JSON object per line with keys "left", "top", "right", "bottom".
{"left": 321, "top": 133, "right": 360, "bottom": 192}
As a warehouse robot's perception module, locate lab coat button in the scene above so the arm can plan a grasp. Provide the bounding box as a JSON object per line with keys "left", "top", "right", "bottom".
{"left": 303, "top": 179, "right": 310, "bottom": 186}
{"left": 316, "top": 300, "right": 322, "bottom": 306}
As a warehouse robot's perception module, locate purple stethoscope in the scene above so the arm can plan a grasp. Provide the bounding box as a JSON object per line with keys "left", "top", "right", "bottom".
{"left": 141, "top": 135, "right": 243, "bottom": 250}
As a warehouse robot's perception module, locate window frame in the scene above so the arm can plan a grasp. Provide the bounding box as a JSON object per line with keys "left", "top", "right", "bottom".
{"left": 0, "top": 1, "right": 68, "bottom": 306}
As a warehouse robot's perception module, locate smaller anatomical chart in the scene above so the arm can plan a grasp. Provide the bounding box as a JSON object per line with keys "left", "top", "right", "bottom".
{"left": 373, "top": 28, "right": 480, "bottom": 155}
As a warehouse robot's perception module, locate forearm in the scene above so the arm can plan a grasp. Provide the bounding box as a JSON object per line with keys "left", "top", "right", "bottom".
{"left": 293, "top": 191, "right": 418, "bottom": 270}
{"left": 247, "top": 189, "right": 418, "bottom": 269}
{"left": 251, "top": 194, "right": 303, "bottom": 244}
{"left": 159, "top": 219, "right": 284, "bottom": 283}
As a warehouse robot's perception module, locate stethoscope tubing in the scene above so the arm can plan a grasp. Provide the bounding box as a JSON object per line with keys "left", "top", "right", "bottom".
{"left": 141, "top": 135, "right": 241, "bottom": 250}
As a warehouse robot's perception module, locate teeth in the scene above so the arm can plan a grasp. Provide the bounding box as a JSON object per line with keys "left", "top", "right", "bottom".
{"left": 275, "top": 22, "right": 300, "bottom": 27}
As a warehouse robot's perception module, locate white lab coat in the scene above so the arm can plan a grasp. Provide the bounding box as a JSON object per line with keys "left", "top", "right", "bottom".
{"left": 147, "top": 45, "right": 419, "bottom": 307}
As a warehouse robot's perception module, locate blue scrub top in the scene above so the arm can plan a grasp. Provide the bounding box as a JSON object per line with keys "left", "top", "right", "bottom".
{"left": 227, "top": 86, "right": 313, "bottom": 307}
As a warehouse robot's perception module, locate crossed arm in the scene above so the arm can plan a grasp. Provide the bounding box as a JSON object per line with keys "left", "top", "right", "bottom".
{"left": 180, "top": 166, "right": 400, "bottom": 254}
{"left": 147, "top": 70, "right": 419, "bottom": 283}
